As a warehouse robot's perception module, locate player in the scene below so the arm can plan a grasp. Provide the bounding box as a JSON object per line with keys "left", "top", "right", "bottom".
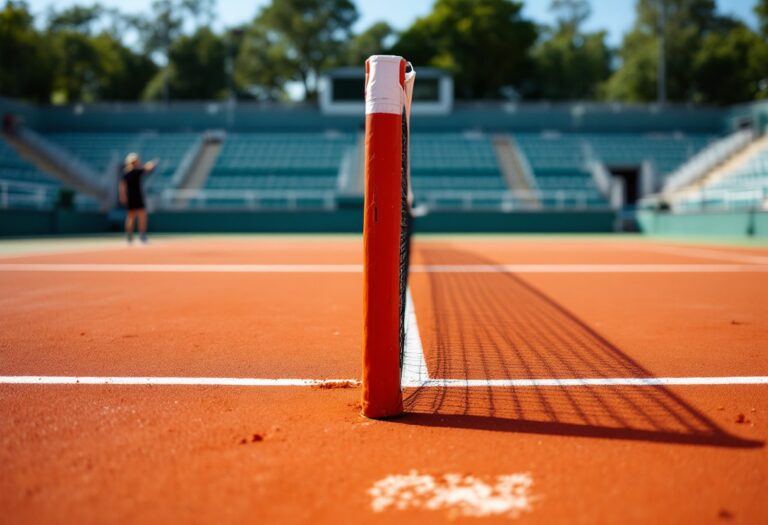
{"left": 119, "top": 153, "right": 157, "bottom": 244}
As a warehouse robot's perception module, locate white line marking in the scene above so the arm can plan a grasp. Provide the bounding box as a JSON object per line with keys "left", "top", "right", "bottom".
{"left": 632, "top": 244, "right": 768, "bottom": 264}
{"left": 0, "top": 376, "right": 359, "bottom": 386}
{"left": 0, "top": 241, "right": 157, "bottom": 260}
{"left": 410, "top": 376, "right": 768, "bottom": 387}
{"left": 411, "top": 264, "right": 768, "bottom": 273}
{"left": 0, "top": 263, "right": 363, "bottom": 273}
{"left": 401, "top": 289, "right": 429, "bottom": 387}
{"left": 1, "top": 376, "right": 766, "bottom": 387}
{"left": 1, "top": 263, "right": 767, "bottom": 273}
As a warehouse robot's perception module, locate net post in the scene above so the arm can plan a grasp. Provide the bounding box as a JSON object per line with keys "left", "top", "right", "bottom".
{"left": 361, "top": 55, "right": 408, "bottom": 419}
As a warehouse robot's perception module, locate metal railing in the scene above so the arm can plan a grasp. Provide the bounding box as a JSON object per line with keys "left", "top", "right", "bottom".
{"left": 415, "top": 189, "right": 608, "bottom": 211}
{"left": 0, "top": 179, "right": 57, "bottom": 209}
{"left": 663, "top": 129, "right": 754, "bottom": 193}
{"left": 672, "top": 187, "right": 768, "bottom": 212}
{"left": 153, "top": 188, "right": 338, "bottom": 211}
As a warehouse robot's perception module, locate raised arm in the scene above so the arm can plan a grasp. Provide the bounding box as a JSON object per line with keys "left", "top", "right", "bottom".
{"left": 144, "top": 159, "right": 159, "bottom": 172}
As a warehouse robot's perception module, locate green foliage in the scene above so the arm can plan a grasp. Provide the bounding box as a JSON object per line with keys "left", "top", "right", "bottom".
{"left": 606, "top": 0, "right": 764, "bottom": 104}
{"left": 144, "top": 28, "right": 228, "bottom": 100}
{"left": 532, "top": 29, "right": 612, "bottom": 100}
{"left": 92, "top": 34, "right": 157, "bottom": 100}
{"left": 253, "top": 0, "right": 358, "bottom": 100}
{"left": 44, "top": 3, "right": 157, "bottom": 103}
{"left": 392, "top": 0, "right": 537, "bottom": 99}
{"left": 235, "top": 24, "right": 293, "bottom": 101}
{"left": 344, "top": 22, "right": 394, "bottom": 66}
{"left": 1, "top": 0, "right": 765, "bottom": 105}
{"left": 757, "top": 0, "right": 768, "bottom": 37}
{"left": 46, "top": 3, "right": 104, "bottom": 34}
{"left": 692, "top": 23, "right": 766, "bottom": 104}
{"left": 0, "top": 1, "right": 54, "bottom": 101}
{"left": 530, "top": 0, "right": 611, "bottom": 100}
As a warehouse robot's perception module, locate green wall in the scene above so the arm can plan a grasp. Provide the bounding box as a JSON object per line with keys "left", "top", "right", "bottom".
{"left": 0, "top": 209, "right": 617, "bottom": 235}
{"left": 0, "top": 209, "right": 109, "bottom": 236}
{"left": 637, "top": 210, "right": 768, "bottom": 237}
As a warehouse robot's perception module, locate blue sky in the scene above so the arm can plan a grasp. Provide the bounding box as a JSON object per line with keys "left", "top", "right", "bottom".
{"left": 25, "top": 0, "right": 760, "bottom": 47}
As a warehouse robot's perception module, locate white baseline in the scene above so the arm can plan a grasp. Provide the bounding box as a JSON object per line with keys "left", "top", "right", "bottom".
{"left": 1, "top": 263, "right": 767, "bottom": 273}
{"left": 1, "top": 376, "right": 767, "bottom": 387}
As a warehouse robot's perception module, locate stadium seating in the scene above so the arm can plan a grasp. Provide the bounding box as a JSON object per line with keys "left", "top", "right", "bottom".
{"left": 582, "top": 133, "right": 713, "bottom": 176}
{"left": 0, "top": 138, "right": 60, "bottom": 186}
{"left": 408, "top": 133, "right": 509, "bottom": 208}
{"left": 203, "top": 132, "right": 355, "bottom": 208}
{"left": 513, "top": 133, "right": 606, "bottom": 207}
{"left": 44, "top": 132, "right": 198, "bottom": 190}
{"left": 678, "top": 142, "right": 768, "bottom": 210}
{"left": 512, "top": 132, "right": 715, "bottom": 208}
{"left": 0, "top": 137, "right": 61, "bottom": 208}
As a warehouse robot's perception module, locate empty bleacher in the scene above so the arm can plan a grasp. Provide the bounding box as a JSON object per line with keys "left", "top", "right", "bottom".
{"left": 410, "top": 133, "right": 508, "bottom": 209}
{"left": 203, "top": 132, "right": 355, "bottom": 209}
{"left": 513, "top": 133, "right": 606, "bottom": 208}
{"left": 677, "top": 140, "right": 768, "bottom": 210}
{"left": 0, "top": 137, "right": 60, "bottom": 208}
{"left": 583, "top": 133, "right": 713, "bottom": 176}
{"left": 512, "top": 132, "right": 715, "bottom": 208}
{"left": 45, "top": 132, "right": 198, "bottom": 191}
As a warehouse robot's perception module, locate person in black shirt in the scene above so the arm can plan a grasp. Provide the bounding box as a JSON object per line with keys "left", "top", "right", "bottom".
{"left": 119, "top": 153, "right": 157, "bottom": 244}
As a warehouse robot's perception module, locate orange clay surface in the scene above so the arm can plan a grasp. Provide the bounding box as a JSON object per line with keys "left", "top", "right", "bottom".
{"left": 1, "top": 235, "right": 767, "bottom": 524}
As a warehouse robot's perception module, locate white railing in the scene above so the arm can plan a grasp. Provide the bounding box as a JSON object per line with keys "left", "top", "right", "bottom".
{"left": 0, "top": 179, "right": 57, "bottom": 209}
{"left": 154, "top": 188, "right": 338, "bottom": 211}
{"left": 663, "top": 129, "right": 754, "bottom": 193}
{"left": 673, "top": 186, "right": 768, "bottom": 211}
{"left": 416, "top": 189, "right": 607, "bottom": 211}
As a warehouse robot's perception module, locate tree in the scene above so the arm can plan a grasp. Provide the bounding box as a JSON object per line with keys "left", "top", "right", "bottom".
{"left": 392, "top": 0, "right": 537, "bottom": 99}
{"left": 48, "top": 30, "right": 103, "bottom": 102}
{"left": 92, "top": 33, "right": 157, "bottom": 100}
{"left": 144, "top": 28, "right": 227, "bottom": 100}
{"left": 131, "top": 0, "right": 217, "bottom": 101}
{"left": 692, "top": 22, "right": 765, "bottom": 104}
{"left": 0, "top": 1, "right": 54, "bottom": 101}
{"left": 605, "top": 0, "right": 732, "bottom": 103}
{"left": 530, "top": 0, "right": 612, "bottom": 100}
{"left": 46, "top": 3, "right": 104, "bottom": 34}
{"left": 343, "top": 22, "right": 394, "bottom": 66}
{"left": 756, "top": 0, "right": 768, "bottom": 37}
{"left": 252, "top": 0, "right": 358, "bottom": 100}
{"left": 234, "top": 24, "right": 293, "bottom": 101}
{"left": 550, "top": 0, "right": 591, "bottom": 32}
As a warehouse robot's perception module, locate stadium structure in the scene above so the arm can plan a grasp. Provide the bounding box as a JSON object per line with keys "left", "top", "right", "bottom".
{"left": 1, "top": 68, "right": 767, "bottom": 237}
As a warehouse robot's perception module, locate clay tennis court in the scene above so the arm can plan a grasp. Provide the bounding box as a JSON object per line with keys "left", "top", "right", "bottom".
{"left": 1, "top": 234, "right": 766, "bottom": 523}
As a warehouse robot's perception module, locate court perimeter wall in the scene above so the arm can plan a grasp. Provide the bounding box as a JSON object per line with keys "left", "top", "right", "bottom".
{"left": 637, "top": 210, "right": 768, "bottom": 238}
{"left": 0, "top": 209, "right": 616, "bottom": 236}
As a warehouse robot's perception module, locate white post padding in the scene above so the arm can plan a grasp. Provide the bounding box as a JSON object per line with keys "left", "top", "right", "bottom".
{"left": 365, "top": 55, "right": 404, "bottom": 115}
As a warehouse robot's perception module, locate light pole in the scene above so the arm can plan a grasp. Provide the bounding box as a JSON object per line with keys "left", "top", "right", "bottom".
{"left": 657, "top": 0, "right": 667, "bottom": 106}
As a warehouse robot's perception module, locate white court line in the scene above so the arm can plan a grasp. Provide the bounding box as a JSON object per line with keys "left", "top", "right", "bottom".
{"left": 0, "top": 263, "right": 363, "bottom": 272}
{"left": 1, "top": 376, "right": 767, "bottom": 387}
{"left": 0, "top": 376, "right": 358, "bottom": 386}
{"left": 620, "top": 244, "right": 768, "bottom": 265}
{"left": 1, "top": 263, "right": 768, "bottom": 273}
{"left": 412, "top": 264, "right": 768, "bottom": 273}
{"left": 0, "top": 241, "right": 157, "bottom": 260}
{"left": 401, "top": 289, "right": 429, "bottom": 387}
{"left": 412, "top": 377, "right": 768, "bottom": 387}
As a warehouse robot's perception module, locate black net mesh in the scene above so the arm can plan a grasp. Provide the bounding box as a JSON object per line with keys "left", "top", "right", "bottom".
{"left": 398, "top": 105, "right": 412, "bottom": 377}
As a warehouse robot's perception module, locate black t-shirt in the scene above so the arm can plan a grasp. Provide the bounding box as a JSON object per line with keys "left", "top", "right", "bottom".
{"left": 122, "top": 168, "right": 145, "bottom": 197}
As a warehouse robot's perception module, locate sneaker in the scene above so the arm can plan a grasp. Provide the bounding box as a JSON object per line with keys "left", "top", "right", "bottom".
{"left": 127, "top": 234, "right": 134, "bottom": 244}
{"left": 140, "top": 233, "right": 148, "bottom": 244}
